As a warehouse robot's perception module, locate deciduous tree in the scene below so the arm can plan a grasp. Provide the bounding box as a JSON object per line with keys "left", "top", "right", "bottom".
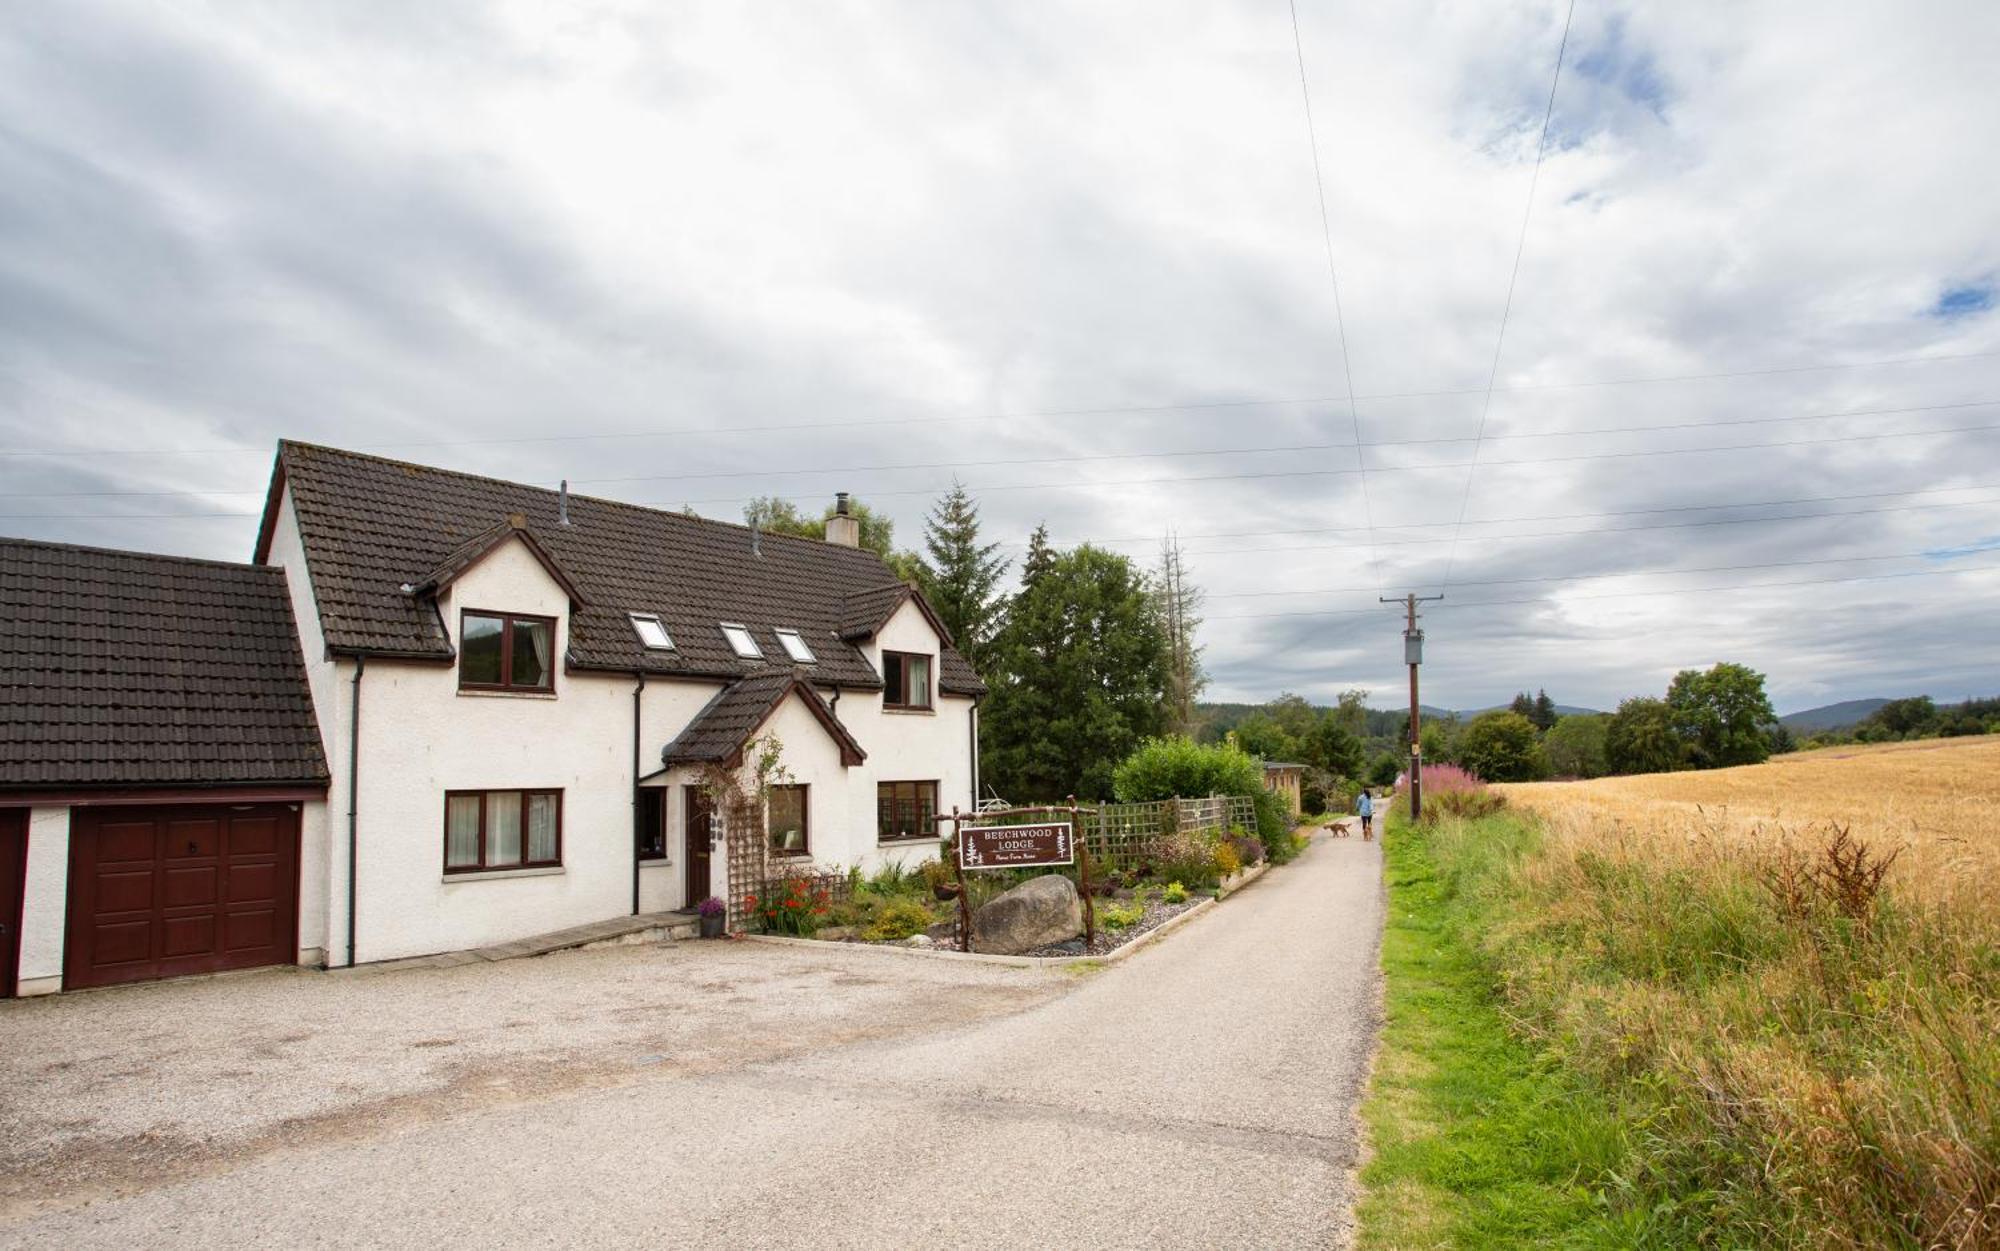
{"left": 1456, "top": 711, "right": 1550, "bottom": 782}
{"left": 1666, "top": 662, "right": 1777, "bottom": 768}
{"left": 1605, "top": 696, "right": 1683, "bottom": 775}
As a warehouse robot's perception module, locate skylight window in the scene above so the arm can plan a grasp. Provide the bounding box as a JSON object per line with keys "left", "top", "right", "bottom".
{"left": 630, "top": 613, "right": 673, "bottom": 650}
{"left": 774, "top": 628, "right": 816, "bottom": 664}
{"left": 720, "top": 623, "right": 763, "bottom": 659}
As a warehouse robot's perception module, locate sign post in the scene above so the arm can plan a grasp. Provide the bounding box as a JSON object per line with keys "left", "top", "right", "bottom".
{"left": 945, "top": 801, "right": 1097, "bottom": 953}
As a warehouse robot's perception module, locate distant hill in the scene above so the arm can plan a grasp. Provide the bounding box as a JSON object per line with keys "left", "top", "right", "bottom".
{"left": 1461, "top": 703, "right": 1601, "bottom": 719}
{"left": 1779, "top": 698, "right": 1892, "bottom": 733}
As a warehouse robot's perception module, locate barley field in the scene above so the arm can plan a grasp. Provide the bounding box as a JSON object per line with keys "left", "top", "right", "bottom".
{"left": 1445, "top": 736, "right": 2000, "bottom": 1246}
{"left": 1498, "top": 735, "right": 2000, "bottom": 917}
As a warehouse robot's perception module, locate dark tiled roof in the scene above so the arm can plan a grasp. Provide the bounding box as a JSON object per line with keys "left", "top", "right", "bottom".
{"left": 0, "top": 538, "right": 330, "bottom": 791}
{"left": 838, "top": 582, "right": 917, "bottom": 640}
{"left": 259, "top": 442, "right": 985, "bottom": 695}
{"left": 661, "top": 670, "right": 866, "bottom": 768}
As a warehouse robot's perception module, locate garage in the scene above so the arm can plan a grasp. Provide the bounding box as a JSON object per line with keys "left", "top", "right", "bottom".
{"left": 64, "top": 804, "right": 302, "bottom": 990}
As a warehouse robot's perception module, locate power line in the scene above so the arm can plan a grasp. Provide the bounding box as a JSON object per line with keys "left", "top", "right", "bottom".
{"left": 1002, "top": 481, "right": 2000, "bottom": 548}
{"left": 1438, "top": 0, "right": 1577, "bottom": 593}
{"left": 1206, "top": 558, "right": 2000, "bottom": 622}
{"left": 13, "top": 400, "right": 1999, "bottom": 504}
{"left": 1287, "top": 0, "right": 1383, "bottom": 595}
{"left": 2, "top": 346, "right": 1996, "bottom": 461}
{"left": 1176, "top": 492, "right": 2000, "bottom": 559}
{"left": 1203, "top": 546, "right": 1976, "bottom": 599}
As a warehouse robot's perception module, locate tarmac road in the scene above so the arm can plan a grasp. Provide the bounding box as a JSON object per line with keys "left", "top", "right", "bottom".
{"left": 1, "top": 829, "right": 1383, "bottom": 1249}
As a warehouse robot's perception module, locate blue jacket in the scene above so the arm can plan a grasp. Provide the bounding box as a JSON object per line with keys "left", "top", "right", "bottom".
{"left": 1357, "top": 792, "right": 1374, "bottom": 817}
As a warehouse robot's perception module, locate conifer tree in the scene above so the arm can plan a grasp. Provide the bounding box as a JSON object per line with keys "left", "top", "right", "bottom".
{"left": 1153, "top": 532, "right": 1207, "bottom": 735}
{"left": 914, "top": 481, "right": 1009, "bottom": 675}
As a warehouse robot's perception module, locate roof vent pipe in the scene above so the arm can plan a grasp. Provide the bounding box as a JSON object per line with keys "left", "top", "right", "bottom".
{"left": 558, "top": 480, "right": 572, "bottom": 527}
{"left": 750, "top": 522, "right": 762, "bottom": 557}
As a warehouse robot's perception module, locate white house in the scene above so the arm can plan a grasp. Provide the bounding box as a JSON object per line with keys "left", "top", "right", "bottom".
{"left": 0, "top": 440, "right": 985, "bottom": 993}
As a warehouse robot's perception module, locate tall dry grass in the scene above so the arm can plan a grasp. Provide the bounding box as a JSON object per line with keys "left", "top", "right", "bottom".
{"left": 1460, "top": 737, "right": 2000, "bottom": 1247}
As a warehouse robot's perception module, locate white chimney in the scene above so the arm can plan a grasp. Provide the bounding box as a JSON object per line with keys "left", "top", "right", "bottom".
{"left": 825, "top": 492, "right": 861, "bottom": 548}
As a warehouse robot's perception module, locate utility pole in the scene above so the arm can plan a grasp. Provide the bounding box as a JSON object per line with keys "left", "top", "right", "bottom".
{"left": 1381, "top": 593, "right": 1444, "bottom": 821}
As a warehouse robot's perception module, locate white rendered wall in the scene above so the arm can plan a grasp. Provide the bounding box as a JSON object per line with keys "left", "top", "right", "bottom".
{"left": 264, "top": 488, "right": 340, "bottom": 966}
{"left": 842, "top": 600, "right": 975, "bottom": 873}
{"left": 15, "top": 806, "right": 70, "bottom": 994}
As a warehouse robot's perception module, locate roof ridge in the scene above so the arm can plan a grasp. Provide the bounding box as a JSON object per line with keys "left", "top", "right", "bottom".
{"left": 0, "top": 533, "right": 286, "bottom": 578}
{"left": 280, "top": 439, "right": 886, "bottom": 561}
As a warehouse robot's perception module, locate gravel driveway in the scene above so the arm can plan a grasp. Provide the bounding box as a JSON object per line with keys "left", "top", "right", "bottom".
{"left": 0, "top": 830, "right": 1383, "bottom": 1248}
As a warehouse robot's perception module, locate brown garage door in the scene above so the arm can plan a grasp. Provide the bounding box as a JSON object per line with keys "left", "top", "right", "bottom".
{"left": 66, "top": 803, "right": 300, "bottom": 990}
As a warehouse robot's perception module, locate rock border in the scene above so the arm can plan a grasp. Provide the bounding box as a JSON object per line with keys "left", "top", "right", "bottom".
{"left": 740, "top": 860, "right": 1275, "bottom": 968}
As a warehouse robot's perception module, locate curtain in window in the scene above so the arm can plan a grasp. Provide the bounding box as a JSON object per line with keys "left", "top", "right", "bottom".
{"left": 527, "top": 793, "right": 559, "bottom": 862}
{"left": 488, "top": 791, "right": 523, "bottom": 865}
{"left": 908, "top": 655, "right": 932, "bottom": 706}
{"left": 446, "top": 795, "right": 482, "bottom": 868}
{"left": 515, "top": 620, "right": 552, "bottom": 687}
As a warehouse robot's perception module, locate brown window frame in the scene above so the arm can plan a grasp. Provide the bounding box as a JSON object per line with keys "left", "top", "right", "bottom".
{"left": 768, "top": 784, "right": 810, "bottom": 857}
{"left": 882, "top": 651, "right": 933, "bottom": 711}
{"left": 877, "top": 780, "right": 939, "bottom": 843}
{"left": 443, "top": 789, "right": 564, "bottom": 874}
{"left": 458, "top": 609, "right": 559, "bottom": 693}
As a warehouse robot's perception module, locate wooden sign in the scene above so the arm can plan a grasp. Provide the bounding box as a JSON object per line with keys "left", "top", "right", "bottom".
{"left": 959, "top": 821, "right": 1075, "bottom": 870}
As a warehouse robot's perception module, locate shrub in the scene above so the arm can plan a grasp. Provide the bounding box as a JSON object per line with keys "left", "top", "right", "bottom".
{"left": 1163, "top": 881, "right": 1188, "bottom": 904}
{"left": 862, "top": 898, "right": 935, "bottom": 942}
{"left": 746, "top": 877, "right": 831, "bottom": 937}
{"left": 1230, "top": 834, "right": 1265, "bottom": 867}
{"left": 1099, "top": 901, "right": 1145, "bottom": 930}
{"left": 1408, "top": 761, "right": 1484, "bottom": 795}
{"left": 1156, "top": 831, "right": 1221, "bottom": 889}
{"left": 1212, "top": 840, "right": 1242, "bottom": 878}
{"left": 1252, "top": 787, "right": 1299, "bottom": 863}
{"left": 1113, "top": 735, "right": 1264, "bottom": 803}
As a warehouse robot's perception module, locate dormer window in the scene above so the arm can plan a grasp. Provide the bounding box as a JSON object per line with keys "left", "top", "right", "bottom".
{"left": 460, "top": 611, "right": 556, "bottom": 693}
{"left": 720, "top": 623, "right": 762, "bottom": 659}
{"left": 883, "top": 651, "right": 932, "bottom": 711}
{"left": 774, "top": 628, "right": 816, "bottom": 664}
{"left": 630, "top": 612, "right": 673, "bottom": 650}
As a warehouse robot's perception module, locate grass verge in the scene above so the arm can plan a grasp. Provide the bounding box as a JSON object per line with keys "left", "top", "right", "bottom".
{"left": 1356, "top": 809, "right": 1662, "bottom": 1249}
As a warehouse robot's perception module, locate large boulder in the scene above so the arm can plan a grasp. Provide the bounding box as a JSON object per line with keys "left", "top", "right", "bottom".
{"left": 971, "top": 874, "right": 1083, "bottom": 955}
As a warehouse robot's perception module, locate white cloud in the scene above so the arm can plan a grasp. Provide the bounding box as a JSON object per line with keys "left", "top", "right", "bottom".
{"left": 0, "top": 0, "right": 1995, "bottom": 712}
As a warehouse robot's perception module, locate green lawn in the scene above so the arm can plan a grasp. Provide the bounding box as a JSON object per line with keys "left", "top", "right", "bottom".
{"left": 1355, "top": 811, "right": 1663, "bottom": 1249}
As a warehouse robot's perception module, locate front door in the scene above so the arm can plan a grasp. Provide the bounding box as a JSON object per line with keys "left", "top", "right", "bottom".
{"left": 1, "top": 810, "right": 25, "bottom": 998}
{"left": 683, "top": 786, "right": 713, "bottom": 906}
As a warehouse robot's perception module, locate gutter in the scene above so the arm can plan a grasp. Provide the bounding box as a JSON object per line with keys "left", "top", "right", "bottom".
{"left": 632, "top": 670, "right": 646, "bottom": 916}
{"left": 347, "top": 653, "right": 365, "bottom": 969}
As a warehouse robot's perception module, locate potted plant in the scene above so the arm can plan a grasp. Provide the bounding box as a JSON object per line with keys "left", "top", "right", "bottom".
{"left": 697, "top": 896, "right": 727, "bottom": 939}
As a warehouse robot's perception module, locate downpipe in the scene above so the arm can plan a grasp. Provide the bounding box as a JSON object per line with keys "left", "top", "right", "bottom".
{"left": 346, "top": 653, "right": 365, "bottom": 968}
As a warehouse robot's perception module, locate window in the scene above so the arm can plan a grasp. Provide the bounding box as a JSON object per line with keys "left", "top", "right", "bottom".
{"left": 877, "top": 781, "right": 938, "bottom": 842}
{"left": 630, "top": 613, "right": 673, "bottom": 650}
{"left": 774, "top": 628, "right": 816, "bottom": 664}
{"left": 883, "top": 651, "right": 932, "bottom": 710}
{"left": 769, "top": 784, "right": 809, "bottom": 856}
{"left": 444, "top": 790, "right": 562, "bottom": 873}
{"left": 720, "top": 622, "right": 763, "bottom": 659}
{"left": 460, "top": 611, "right": 556, "bottom": 692}
{"left": 637, "top": 788, "right": 667, "bottom": 861}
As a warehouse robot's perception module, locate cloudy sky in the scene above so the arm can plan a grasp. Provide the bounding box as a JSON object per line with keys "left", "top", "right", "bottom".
{"left": 3, "top": 1, "right": 1997, "bottom": 714}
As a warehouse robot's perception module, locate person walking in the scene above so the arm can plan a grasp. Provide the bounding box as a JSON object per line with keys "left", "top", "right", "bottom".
{"left": 1356, "top": 788, "right": 1374, "bottom": 841}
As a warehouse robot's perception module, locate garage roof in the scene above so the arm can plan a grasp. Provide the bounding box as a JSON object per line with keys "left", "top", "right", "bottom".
{"left": 0, "top": 538, "right": 331, "bottom": 791}
{"left": 254, "top": 441, "right": 985, "bottom": 696}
